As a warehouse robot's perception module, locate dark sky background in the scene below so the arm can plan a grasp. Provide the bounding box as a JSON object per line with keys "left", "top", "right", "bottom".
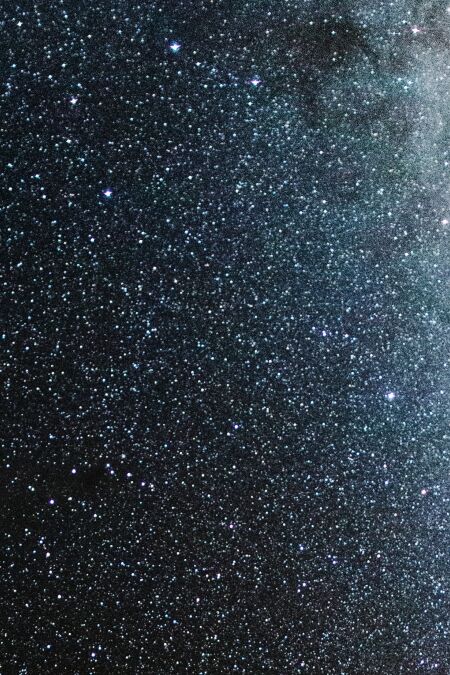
{"left": 2, "top": 1, "right": 450, "bottom": 672}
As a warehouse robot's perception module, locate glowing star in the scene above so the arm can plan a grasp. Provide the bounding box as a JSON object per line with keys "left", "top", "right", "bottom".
{"left": 70, "top": 96, "right": 78, "bottom": 105}
{"left": 169, "top": 41, "right": 181, "bottom": 53}
{"left": 411, "top": 26, "right": 421, "bottom": 34}
{"left": 386, "top": 392, "right": 396, "bottom": 402}
{"left": 250, "top": 76, "right": 261, "bottom": 87}
{"left": 441, "top": 218, "right": 449, "bottom": 226}
{"left": 103, "top": 188, "right": 112, "bottom": 198}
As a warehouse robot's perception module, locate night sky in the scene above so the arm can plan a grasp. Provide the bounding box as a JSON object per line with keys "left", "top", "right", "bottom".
{"left": 2, "top": 1, "right": 450, "bottom": 672}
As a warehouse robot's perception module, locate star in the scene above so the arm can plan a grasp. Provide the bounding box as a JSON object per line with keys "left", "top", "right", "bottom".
{"left": 103, "top": 188, "right": 113, "bottom": 198}
{"left": 386, "top": 392, "right": 396, "bottom": 402}
{"left": 169, "top": 41, "right": 181, "bottom": 53}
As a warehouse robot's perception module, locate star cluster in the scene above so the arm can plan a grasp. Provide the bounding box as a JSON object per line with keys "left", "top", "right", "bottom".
{"left": 2, "top": 1, "right": 450, "bottom": 672}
